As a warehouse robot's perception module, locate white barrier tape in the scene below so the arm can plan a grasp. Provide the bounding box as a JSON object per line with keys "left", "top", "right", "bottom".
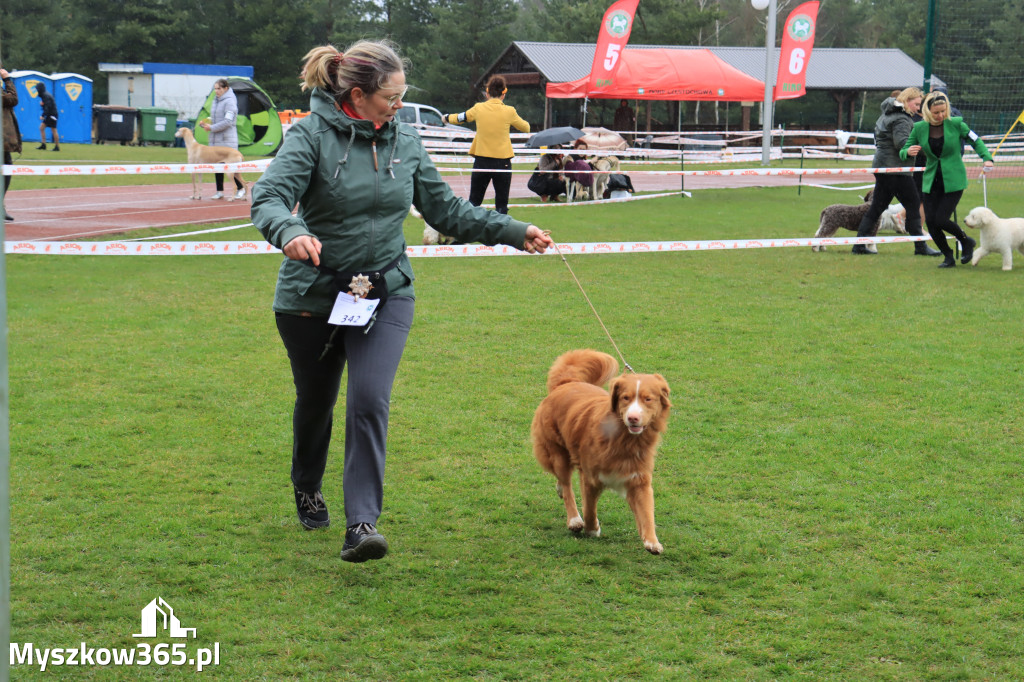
{"left": 434, "top": 165, "right": 921, "bottom": 177}
{"left": 127, "top": 222, "right": 256, "bottom": 241}
{"left": 479, "top": 191, "right": 685, "bottom": 209}
{"left": 3, "top": 159, "right": 273, "bottom": 176}
{"left": 804, "top": 183, "right": 875, "bottom": 191}
{"left": 6, "top": 234, "right": 933, "bottom": 256}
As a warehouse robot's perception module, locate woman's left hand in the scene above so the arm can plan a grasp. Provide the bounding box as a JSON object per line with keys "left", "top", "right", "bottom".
{"left": 983, "top": 160, "right": 995, "bottom": 170}
{"left": 523, "top": 225, "right": 553, "bottom": 254}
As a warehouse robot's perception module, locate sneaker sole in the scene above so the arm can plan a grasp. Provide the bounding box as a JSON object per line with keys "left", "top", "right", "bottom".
{"left": 340, "top": 535, "right": 389, "bottom": 563}
{"left": 298, "top": 515, "right": 330, "bottom": 530}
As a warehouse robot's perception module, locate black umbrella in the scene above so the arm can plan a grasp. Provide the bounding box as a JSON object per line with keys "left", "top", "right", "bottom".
{"left": 527, "top": 126, "right": 584, "bottom": 148}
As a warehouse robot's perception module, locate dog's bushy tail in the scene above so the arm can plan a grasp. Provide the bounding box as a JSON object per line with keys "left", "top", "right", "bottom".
{"left": 547, "top": 349, "right": 619, "bottom": 392}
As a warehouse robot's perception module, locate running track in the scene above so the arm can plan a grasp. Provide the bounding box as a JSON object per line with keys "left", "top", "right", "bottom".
{"left": 3, "top": 168, "right": 883, "bottom": 242}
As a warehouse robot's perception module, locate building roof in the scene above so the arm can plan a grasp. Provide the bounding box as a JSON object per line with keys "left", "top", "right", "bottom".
{"left": 490, "top": 41, "right": 938, "bottom": 92}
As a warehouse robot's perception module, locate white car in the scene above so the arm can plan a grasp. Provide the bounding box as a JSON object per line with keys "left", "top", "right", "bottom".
{"left": 397, "top": 103, "right": 472, "bottom": 142}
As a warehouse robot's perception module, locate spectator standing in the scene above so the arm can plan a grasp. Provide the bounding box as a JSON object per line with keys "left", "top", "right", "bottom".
{"left": 613, "top": 99, "right": 635, "bottom": 144}
{"left": 199, "top": 79, "right": 245, "bottom": 200}
{"left": 2, "top": 61, "right": 21, "bottom": 221}
{"left": 251, "top": 40, "right": 552, "bottom": 563}
{"left": 35, "top": 82, "right": 59, "bottom": 151}
{"left": 901, "top": 90, "right": 994, "bottom": 268}
{"left": 445, "top": 76, "right": 530, "bottom": 214}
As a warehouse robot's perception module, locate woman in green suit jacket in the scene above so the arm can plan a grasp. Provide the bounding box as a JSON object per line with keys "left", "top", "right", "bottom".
{"left": 901, "top": 91, "right": 994, "bottom": 268}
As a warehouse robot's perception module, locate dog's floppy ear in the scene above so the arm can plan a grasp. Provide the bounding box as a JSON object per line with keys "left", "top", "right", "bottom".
{"left": 609, "top": 376, "right": 625, "bottom": 413}
{"left": 655, "top": 374, "right": 671, "bottom": 405}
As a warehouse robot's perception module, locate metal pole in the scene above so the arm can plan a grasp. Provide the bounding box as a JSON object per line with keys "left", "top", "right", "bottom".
{"left": 678, "top": 103, "right": 685, "bottom": 196}
{"left": 761, "top": 0, "right": 778, "bottom": 166}
{"left": 922, "top": 0, "right": 937, "bottom": 92}
{"left": 0, "top": 34, "right": 11, "bottom": 682}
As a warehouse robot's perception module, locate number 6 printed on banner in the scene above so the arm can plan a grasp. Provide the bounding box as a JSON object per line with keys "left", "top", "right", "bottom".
{"left": 789, "top": 48, "right": 806, "bottom": 75}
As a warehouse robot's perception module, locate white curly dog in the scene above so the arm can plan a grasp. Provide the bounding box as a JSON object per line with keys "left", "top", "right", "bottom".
{"left": 963, "top": 206, "right": 1024, "bottom": 271}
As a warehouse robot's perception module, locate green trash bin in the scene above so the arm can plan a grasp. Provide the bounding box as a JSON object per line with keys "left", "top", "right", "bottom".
{"left": 138, "top": 107, "right": 179, "bottom": 146}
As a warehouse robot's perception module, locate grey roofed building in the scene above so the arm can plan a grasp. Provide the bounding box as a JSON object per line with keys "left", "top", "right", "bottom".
{"left": 481, "top": 41, "right": 941, "bottom": 129}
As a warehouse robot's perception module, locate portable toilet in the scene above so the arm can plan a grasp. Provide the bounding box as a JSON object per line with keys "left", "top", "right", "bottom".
{"left": 9, "top": 71, "right": 53, "bottom": 143}
{"left": 51, "top": 73, "right": 94, "bottom": 143}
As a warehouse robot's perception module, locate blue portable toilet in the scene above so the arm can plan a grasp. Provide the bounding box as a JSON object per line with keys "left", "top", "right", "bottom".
{"left": 51, "top": 73, "right": 94, "bottom": 143}
{"left": 9, "top": 71, "right": 52, "bottom": 143}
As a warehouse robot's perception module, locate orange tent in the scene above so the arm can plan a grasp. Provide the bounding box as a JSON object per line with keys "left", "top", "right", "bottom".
{"left": 545, "top": 48, "right": 765, "bottom": 102}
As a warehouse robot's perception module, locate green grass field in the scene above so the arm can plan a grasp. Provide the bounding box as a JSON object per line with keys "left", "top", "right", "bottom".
{"left": 7, "top": 174, "right": 1024, "bottom": 678}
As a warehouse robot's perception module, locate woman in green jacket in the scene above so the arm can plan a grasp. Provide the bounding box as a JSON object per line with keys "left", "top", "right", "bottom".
{"left": 901, "top": 90, "right": 994, "bottom": 268}
{"left": 251, "top": 40, "right": 552, "bottom": 563}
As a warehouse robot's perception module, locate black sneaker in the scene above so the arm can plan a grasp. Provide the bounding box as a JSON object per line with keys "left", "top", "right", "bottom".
{"left": 340, "top": 523, "right": 388, "bottom": 562}
{"left": 294, "top": 488, "right": 330, "bottom": 530}
{"left": 36, "top": 143, "right": 46, "bottom": 150}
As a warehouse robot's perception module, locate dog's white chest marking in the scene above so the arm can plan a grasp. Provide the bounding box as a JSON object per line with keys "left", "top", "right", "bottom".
{"left": 599, "top": 472, "right": 638, "bottom": 496}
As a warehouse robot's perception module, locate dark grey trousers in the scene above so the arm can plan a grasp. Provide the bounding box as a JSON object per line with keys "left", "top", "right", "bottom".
{"left": 275, "top": 296, "right": 414, "bottom": 527}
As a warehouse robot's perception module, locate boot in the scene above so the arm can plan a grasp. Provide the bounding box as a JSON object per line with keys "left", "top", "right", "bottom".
{"left": 36, "top": 143, "right": 46, "bottom": 150}
{"left": 938, "top": 255, "right": 956, "bottom": 268}
{"left": 960, "top": 236, "right": 976, "bottom": 264}
{"left": 914, "top": 241, "right": 941, "bottom": 256}
{"left": 851, "top": 244, "right": 875, "bottom": 255}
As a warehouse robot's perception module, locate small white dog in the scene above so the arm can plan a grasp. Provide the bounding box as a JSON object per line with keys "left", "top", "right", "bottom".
{"left": 963, "top": 206, "right": 1024, "bottom": 271}
{"left": 410, "top": 206, "right": 456, "bottom": 246}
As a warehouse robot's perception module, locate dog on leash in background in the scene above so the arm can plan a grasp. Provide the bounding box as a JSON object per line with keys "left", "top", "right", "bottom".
{"left": 812, "top": 189, "right": 908, "bottom": 252}
{"left": 174, "top": 127, "right": 249, "bottom": 201}
{"left": 531, "top": 349, "right": 672, "bottom": 554}
{"left": 588, "top": 155, "right": 620, "bottom": 202}
{"left": 963, "top": 206, "right": 1024, "bottom": 271}
{"left": 411, "top": 206, "right": 458, "bottom": 246}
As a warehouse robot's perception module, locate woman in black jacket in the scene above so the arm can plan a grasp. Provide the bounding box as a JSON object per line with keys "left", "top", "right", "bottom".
{"left": 852, "top": 87, "right": 940, "bottom": 256}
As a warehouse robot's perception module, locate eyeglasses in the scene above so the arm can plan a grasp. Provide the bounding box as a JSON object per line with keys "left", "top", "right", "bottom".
{"left": 378, "top": 85, "right": 408, "bottom": 107}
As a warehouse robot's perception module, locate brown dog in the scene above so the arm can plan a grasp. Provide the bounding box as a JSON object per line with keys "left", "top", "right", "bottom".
{"left": 531, "top": 349, "right": 672, "bottom": 554}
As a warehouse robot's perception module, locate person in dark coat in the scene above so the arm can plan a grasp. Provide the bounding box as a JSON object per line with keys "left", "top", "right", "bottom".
{"left": 852, "top": 87, "right": 940, "bottom": 256}
{"left": 527, "top": 146, "right": 565, "bottom": 201}
{"left": 2, "top": 60, "right": 21, "bottom": 220}
{"left": 613, "top": 99, "right": 635, "bottom": 144}
{"left": 35, "top": 82, "right": 59, "bottom": 151}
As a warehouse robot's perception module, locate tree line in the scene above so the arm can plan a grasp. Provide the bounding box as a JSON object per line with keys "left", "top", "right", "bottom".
{"left": 1, "top": 0, "right": 1021, "bottom": 131}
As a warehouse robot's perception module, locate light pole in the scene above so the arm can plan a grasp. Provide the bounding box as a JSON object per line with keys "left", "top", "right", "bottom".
{"left": 752, "top": 0, "right": 776, "bottom": 166}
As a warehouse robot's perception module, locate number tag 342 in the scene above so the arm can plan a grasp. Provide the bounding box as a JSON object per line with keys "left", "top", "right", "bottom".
{"left": 328, "top": 292, "right": 380, "bottom": 326}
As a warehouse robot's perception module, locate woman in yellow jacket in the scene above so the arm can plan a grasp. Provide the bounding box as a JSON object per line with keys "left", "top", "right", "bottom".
{"left": 447, "top": 76, "right": 530, "bottom": 214}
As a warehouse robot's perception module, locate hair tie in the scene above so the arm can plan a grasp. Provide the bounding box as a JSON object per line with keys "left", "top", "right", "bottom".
{"left": 332, "top": 53, "right": 344, "bottom": 65}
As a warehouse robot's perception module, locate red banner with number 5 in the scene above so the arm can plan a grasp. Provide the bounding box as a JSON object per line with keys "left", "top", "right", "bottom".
{"left": 774, "top": 1, "right": 819, "bottom": 101}
{"left": 588, "top": 0, "right": 640, "bottom": 96}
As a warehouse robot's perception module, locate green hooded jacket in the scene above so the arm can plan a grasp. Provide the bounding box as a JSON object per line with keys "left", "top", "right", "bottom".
{"left": 251, "top": 88, "right": 530, "bottom": 316}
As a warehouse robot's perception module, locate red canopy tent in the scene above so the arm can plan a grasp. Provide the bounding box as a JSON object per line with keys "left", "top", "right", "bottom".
{"left": 545, "top": 48, "right": 765, "bottom": 101}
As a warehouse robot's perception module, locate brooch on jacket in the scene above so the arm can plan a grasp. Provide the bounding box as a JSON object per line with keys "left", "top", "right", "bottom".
{"left": 349, "top": 274, "right": 373, "bottom": 300}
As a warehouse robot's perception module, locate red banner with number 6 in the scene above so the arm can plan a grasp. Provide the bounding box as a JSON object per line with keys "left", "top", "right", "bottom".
{"left": 774, "top": 0, "right": 819, "bottom": 101}
{"left": 588, "top": 0, "right": 640, "bottom": 96}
